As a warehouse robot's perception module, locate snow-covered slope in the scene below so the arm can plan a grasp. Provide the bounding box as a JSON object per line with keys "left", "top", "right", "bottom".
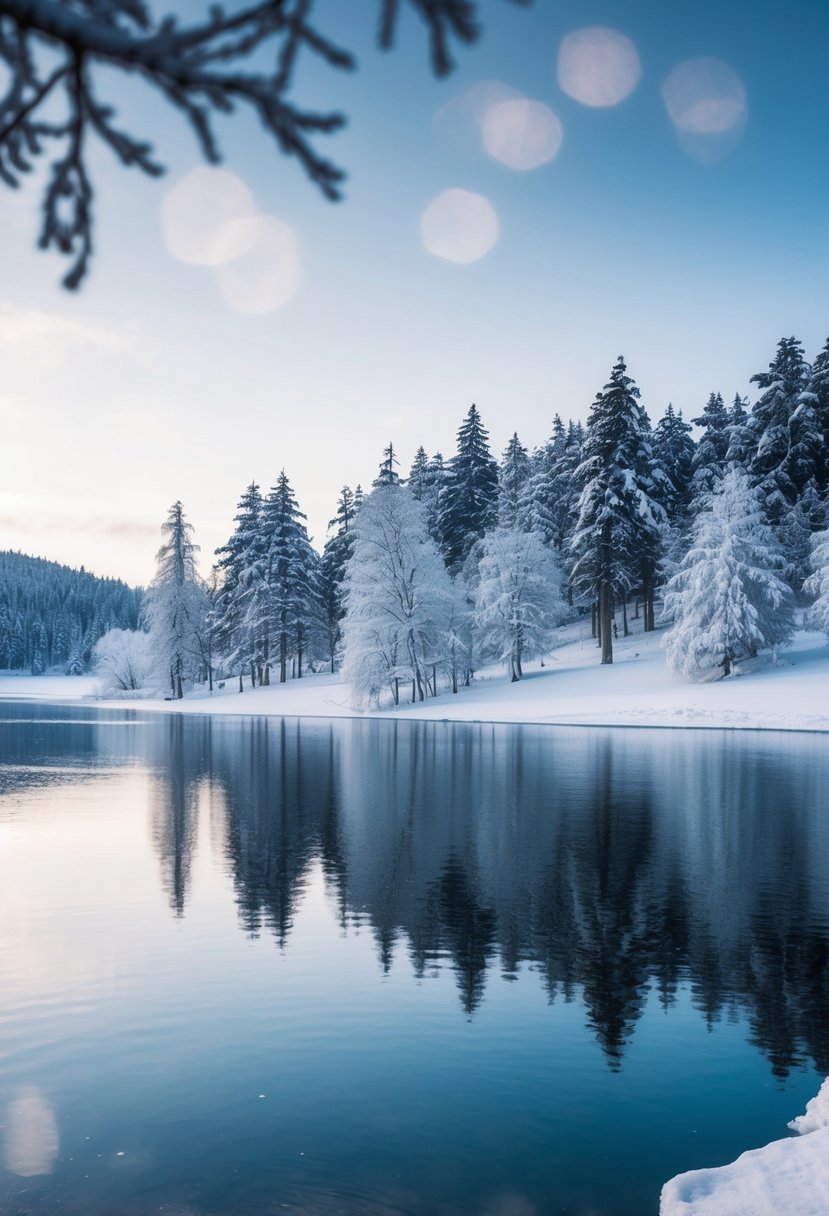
{"left": 660, "top": 1078, "right": 829, "bottom": 1216}
{"left": 2, "top": 622, "right": 828, "bottom": 733}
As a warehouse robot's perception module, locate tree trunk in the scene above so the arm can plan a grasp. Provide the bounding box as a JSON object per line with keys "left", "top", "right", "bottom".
{"left": 591, "top": 601, "right": 597, "bottom": 639}
{"left": 250, "top": 661, "right": 256, "bottom": 688}
{"left": 174, "top": 672, "right": 183, "bottom": 699}
{"left": 393, "top": 677, "right": 399, "bottom": 706}
{"left": 634, "top": 597, "right": 640, "bottom": 620}
{"left": 297, "top": 635, "right": 303, "bottom": 679}
{"left": 623, "top": 597, "right": 630, "bottom": 637}
{"left": 238, "top": 671, "right": 244, "bottom": 693}
{"left": 600, "top": 581, "right": 613, "bottom": 664}
{"left": 280, "top": 632, "right": 287, "bottom": 683}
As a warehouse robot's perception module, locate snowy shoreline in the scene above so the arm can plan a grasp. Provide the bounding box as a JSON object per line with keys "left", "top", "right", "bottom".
{"left": 3, "top": 622, "right": 828, "bottom": 734}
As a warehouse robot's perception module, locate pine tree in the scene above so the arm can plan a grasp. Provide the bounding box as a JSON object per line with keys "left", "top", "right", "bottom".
{"left": 374, "top": 442, "right": 400, "bottom": 488}
{"left": 319, "top": 485, "right": 358, "bottom": 671}
{"left": 748, "top": 336, "right": 810, "bottom": 522}
{"left": 473, "top": 528, "right": 563, "bottom": 681}
{"left": 724, "top": 394, "right": 751, "bottom": 469}
{"left": 438, "top": 404, "right": 499, "bottom": 570}
{"left": 260, "top": 471, "right": 320, "bottom": 683}
{"left": 807, "top": 335, "right": 829, "bottom": 493}
{"left": 804, "top": 525, "right": 829, "bottom": 635}
{"left": 144, "top": 501, "right": 208, "bottom": 698}
{"left": 498, "top": 432, "right": 531, "bottom": 529}
{"left": 663, "top": 468, "right": 794, "bottom": 678}
{"left": 690, "top": 392, "right": 730, "bottom": 499}
{"left": 652, "top": 403, "right": 695, "bottom": 524}
{"left": 570, "top": 358, "right": 665, "bottom": 662}
{"left": 407, "top": 447, "right": 430, "bottom": 500}
{"left": 214, "top": 482, "right": 263, "bottom": 686}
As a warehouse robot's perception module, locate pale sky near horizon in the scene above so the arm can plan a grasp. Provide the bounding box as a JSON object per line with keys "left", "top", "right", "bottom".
{"left": 2, "top": 0, "right": 828, "bottom": 587}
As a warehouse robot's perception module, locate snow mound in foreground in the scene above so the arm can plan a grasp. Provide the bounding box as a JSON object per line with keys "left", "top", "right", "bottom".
{"left": 660, "top": 1078, "right": 829, "bottom": 1216}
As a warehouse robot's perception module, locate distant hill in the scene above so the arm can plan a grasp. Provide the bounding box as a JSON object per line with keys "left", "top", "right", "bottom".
{"left": 0, "top": 550, "right": 142, "bottom": 673}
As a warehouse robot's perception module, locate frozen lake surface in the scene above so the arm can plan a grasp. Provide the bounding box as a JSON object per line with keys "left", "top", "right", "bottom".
{"left": 1, "top": 703, "right": 827, "bottom": 1215}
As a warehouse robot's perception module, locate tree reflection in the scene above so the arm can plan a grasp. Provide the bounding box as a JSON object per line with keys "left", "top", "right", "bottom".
{"left": 139, "top": 714, "right": 829, "bottom": 1074}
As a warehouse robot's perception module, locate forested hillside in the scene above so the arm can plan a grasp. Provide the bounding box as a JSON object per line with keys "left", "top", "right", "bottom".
{"left": 0, "top": 551, "right": 142, "bottom": 673}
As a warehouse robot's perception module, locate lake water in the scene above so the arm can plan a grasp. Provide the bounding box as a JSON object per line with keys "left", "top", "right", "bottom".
{"left": 1, "top": 703, "right": 827, "bottom": 1216}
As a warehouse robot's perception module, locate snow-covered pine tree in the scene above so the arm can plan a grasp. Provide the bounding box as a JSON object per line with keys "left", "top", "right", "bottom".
{"left": 438, "top": 404, "right": 499, "bottom": 570}
{"left": 213, "top": 482, "right": 263, "bottom": 687}
{"left": 690, "top": 392, "right": 730, "bottom": 500}
{"left": 143, "top": 501, "right": 208, "bottom": 698}
{"left": 804, "top": 524, "right": 829, "bottom": 635}
{"left": 473, "top": 528, "right": 563, "bottom": 681}
{"left": 319, "top": 485, "right": 358, "bottom": 671}
{"left": 260, "top": 471, "right": 321, "bottom": 683}
{"left": 570, "top": 358, "right": 665, "bottom": 662}
{"left": 807, "top": 335, "right": 829, "bottom": 493}
{"left": 498, "top": 432, "right": 531, "bottom": 529}
{"left": 782, "top": 479, "right": 827, "bottom": 595}
{"left": 407, "top": 447, "right": 430, "bottom": 500}
{"left": 652, "top": 404, "right": 695, "bottom": 525}
{"left": 374, "top": 442, "right": 400, "bottom": 488}
{"left": 748, "top": 336, "right": 810, "bottom": 522}
{"left": 724, "top": 394, "right": 751, "bottom": 469}
{"left": 341, "top": 484, "right": 452, "bottom": 708}
{"left": 663, "top": 467, "right": 794, "bottom": 679}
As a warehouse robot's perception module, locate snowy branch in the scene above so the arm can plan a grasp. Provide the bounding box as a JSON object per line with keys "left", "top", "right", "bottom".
{"left": 0, "top": 0, "right": 521, "bottom": 288}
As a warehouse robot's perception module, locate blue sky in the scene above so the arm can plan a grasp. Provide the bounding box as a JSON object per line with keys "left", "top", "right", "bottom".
{"left": 1, "top": 0, "right": 828, "bottom": 584}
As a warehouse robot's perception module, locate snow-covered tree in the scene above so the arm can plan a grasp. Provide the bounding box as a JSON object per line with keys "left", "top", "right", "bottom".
{"left": 690, "top": 392, "right": 730, "bottom": 500}
{"left": 570, "top": 358, "right": 665, "bottom": 662}
{"left": 498, "top": 433, "right": 531, "bottom": 529}
{"left": 724, "top": 393, "right": 752, "bottom": 469}
{"left": 144, "top": 501, "right": 208, "bottom": 698}
{"left": 213, "top": 482, "right": 263, "bottom": 685}
{"left": 374, "top": 442, "right": 401, "bottom": 488}
{"left": 748, "top": 336, "right": 810, "bottom": 522}
{"left": 652, "top": 403, "right": 695, "bottom": 525}
{"left": 341, "top": 484, "right": 452, "bottom": 708}
{"left": 804, "top": 527, "right": 829, "bottom": 635}
{"left": 807, "top": 336, "right": 829, "bottom": 493}
{"left": 319, "top": 485, "right": 358, "bottom": 671}
{"left": 473, "top": 528, "right": 563, "bottom": 681}
{"left": 663, "top": 468, "right": 794, "bottom": 679}
{"left": 259, "top": 471, "right": 321, "bottom": 683}
{"left": 94, "top": 628, "right": 156, "bottom": 695}
{"left": 439, "top": 404, "right": 499, "bottom": 570}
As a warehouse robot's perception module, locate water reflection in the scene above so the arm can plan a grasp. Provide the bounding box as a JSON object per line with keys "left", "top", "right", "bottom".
{"left": 2, "top": 707, "right": 828, "bottom": 1077}
{"left": 2, "top": 1087, "right": 59, "bottom": 1177}
{"left": 82, "top": 712, "right": 829, "bottom": 1076}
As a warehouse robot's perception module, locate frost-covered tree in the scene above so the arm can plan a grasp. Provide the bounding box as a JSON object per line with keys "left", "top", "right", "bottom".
{"left": 807, "top": 336, "right": 829, "bottom": 493}
{"left": 94, "top": 627, "right": 156, "bottom": 695}
{"left": 341, "top": 484, "right": 452, "bottom": 708}
{"left": 213, "top": 482, "right": 263, "bottom": 685}
{"left": 259, "top": 471, "right": 321, "bottom": 682}
{"left": 748, "top": 336, "right": 810, "bottom": 522}
{"left": 570, "top": 358, "right": 664, "bottom": 662}
{"left": 374, "top": 442, "right": 400, "bottom": 488}
{"left": 319, "top": 485, "right": 358, "bottom": 671}
{"left": 781, "top": 480, "right": 827, "bottom": 595}
{"left": 652, "top": 404, "right": 695, "bottom": 525}
{"left": 473, "top": 528, "right": 562, "bottom": 682}
{"left": 0, "top": 0, "right": 515, "bottom": 288}
{"left": 690, "top": 392, "right": 730, "bottom": 500}
{"left": 804, "top": 527, "right": 829, "bottom": 635}
{"left": 663, "top": 468, "right": 794, "bottom": 679}
{"left": 724, "top": 393, "right": 752, "bottom": 470}
{"left": 497, "top": 432, "right": 531, "bottom": 529}
{"left": 438, "top": 404, "right": 499, "bottom": 570}
{"left": 144, "top": 501, "right": 208, "bottom": 698}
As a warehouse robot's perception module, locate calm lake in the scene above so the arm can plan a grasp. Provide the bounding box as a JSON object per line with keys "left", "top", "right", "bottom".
{"left": 1, "top": 703, "right": 827, "bottom": 1216}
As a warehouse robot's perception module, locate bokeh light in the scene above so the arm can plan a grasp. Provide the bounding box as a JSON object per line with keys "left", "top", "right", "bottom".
{"left": 662, "top": 58, "right": 747, "bottom": 134}
{"left": 482, "top": 99, "right": 563, "bottom": 171}
{"left": 2, "top": 1087, "right": 59, "bottom": 1177}
{"left": 213, "top": 216, "right": 300, "bottom": 314}
{"left": 557, "top": 27, "right": 641, "bottom": 108}
{"left": 161, "top": 167, "right": 256, "bottom": 266}
{"left": 420, "top": 189, "right": 499, "bottom": 265}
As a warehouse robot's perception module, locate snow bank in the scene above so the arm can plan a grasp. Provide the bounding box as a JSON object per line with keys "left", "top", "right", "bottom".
{"left": 660, "top": 1079, "right": 829, "bottom": 1216}
{"left": 2, "top": 624, "right": 828, "bottom": 734}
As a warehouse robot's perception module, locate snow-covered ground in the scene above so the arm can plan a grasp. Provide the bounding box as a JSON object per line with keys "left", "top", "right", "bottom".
{"left": 661, "top": 1078, "right": 829, "bottom": 1215}
{"left": 2, "top": 620, "right": 828, "bottom": 732}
